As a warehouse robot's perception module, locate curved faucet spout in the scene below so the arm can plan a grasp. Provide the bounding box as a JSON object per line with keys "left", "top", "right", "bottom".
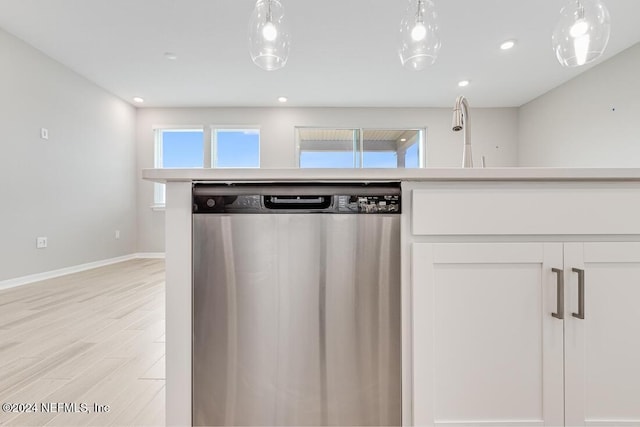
{"left": 452, "top": 95, "right": 473, "bottom": 168}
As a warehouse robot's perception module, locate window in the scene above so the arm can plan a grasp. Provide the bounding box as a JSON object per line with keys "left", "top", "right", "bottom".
{"left": 212, "top": 128, "right": 260, "bottom": 168}
{"left": 296, "top": 127, "right": 425, "bottom": 168}
{"left": 154, "top": 128, "right": 204, "bottom": 206}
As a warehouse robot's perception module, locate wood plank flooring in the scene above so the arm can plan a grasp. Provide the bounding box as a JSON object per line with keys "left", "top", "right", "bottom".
{"left": 0, "top": 259, "right": 166, "bottom": 426}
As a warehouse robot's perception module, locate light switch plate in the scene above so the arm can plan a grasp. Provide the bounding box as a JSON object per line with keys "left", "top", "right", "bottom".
{"left": 40, "top": 128, "right": 49, "bottom": 140}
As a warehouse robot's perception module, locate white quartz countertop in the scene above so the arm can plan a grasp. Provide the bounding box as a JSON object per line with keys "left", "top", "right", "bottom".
{"left": 142, "top": 167, "right": 640, "bottom": 183}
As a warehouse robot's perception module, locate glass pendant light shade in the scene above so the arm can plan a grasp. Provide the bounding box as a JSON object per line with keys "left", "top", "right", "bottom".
{"left": 399, "top": 0, "right": 441, "bottom": 71}
{"left": 249, "top": 0, "right": 291, "bottom": 71}
{"left": 552, "top": 0, "right": 610, "bottom": 67}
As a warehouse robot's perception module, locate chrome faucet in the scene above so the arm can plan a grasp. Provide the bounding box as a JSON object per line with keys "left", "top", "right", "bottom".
{"left": 452, "top": 95, "right": 473, "bottom": 168}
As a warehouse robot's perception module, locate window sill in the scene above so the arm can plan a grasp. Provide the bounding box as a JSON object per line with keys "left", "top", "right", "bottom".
{"left": 150, "top": 204, "right": 166, "bottom": 211}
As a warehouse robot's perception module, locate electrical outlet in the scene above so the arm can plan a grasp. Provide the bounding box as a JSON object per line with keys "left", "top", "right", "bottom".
{"left": 36, "top": 237, "right": 48, "bottom": 249}
{"left": 115, "top": 230, "right": 120, "bottom": 239}
{"left": 40, "top": 128, "right": 49, "bottom": 140}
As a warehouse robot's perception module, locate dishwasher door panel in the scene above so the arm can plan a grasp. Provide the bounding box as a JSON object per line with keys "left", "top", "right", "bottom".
{"left": 193, "top": 214, "right": 401, "bottom": 426}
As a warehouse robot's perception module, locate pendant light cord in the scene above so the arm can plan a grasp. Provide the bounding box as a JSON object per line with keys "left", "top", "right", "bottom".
{"left": 575, "top": 0, "right": 585, "bottom": 20}
{"left": 416, "top": 0, "right": 424, "bottom": 24}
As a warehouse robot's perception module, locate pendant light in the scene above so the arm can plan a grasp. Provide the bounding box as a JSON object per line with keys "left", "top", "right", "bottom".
{"left": 399, "top": 0, "right": 441, "bottom": 71}
{"left": 552, "top": 0, "right": 610, "bottom": 67}
{"left": 248, "top": 0, "right": 291, "bottom": 71}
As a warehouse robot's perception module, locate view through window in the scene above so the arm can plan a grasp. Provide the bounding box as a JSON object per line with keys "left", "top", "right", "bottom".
{"left": 296, "top": 128, "right": 425, "bottom": 168}
{"left": 213, "top": 129, "right": 260, "bottom": 168}
{"left": 157, "top": 129, "right": 204, "bottom": 168}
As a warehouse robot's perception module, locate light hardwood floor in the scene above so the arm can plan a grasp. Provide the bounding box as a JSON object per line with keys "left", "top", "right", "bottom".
{"left": 0, "top": 259, "right": 166, "bottom": 426}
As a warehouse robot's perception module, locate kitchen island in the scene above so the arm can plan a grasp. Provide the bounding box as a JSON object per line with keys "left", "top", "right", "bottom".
{"left": 143, "top": 168, "right": 640, "bottom": 427}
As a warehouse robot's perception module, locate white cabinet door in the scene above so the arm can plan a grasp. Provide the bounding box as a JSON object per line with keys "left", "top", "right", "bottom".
{"left": 412, "top": 243, "right": 564, "bottom": 427}
{"left": 564, "top": 242, "right": 640, "bottom": 426}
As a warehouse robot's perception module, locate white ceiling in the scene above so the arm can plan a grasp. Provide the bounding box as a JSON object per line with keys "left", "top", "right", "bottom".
{"left": 0, "top": 0, "right": 639, "bottom": 108}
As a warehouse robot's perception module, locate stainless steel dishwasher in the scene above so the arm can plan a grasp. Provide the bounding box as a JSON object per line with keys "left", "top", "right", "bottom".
{"left": 192, "top": 183, "right": 401, "bottom": 427}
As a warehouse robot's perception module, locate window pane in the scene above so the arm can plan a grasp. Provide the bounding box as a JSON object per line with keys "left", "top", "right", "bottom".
{"left": 297, "top": 128, "right": 358, "bottom": 168}
{"left": 300, "top": 151, "right": 355, "bottom": 168}
{"left": 362, "top": 129, "right": 423, "bottom": 168}
{"left": 161, "top": 130, "right": 204, "bottom": 167}
{"left": 361, "top": 130, "right": 399, "bottom": 168}
{"left": 215, "top": 129, "right": 260, "bottom": 168}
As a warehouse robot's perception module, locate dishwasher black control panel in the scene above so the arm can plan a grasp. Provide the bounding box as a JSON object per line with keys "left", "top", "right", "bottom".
{"left": 192, "top": 183, "right": 401, "bottom": 214}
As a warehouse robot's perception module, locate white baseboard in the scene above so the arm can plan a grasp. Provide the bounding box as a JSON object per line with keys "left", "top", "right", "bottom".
{"left": 136, "top": 252, "right": 166, "bottom": 259}
{"left": 0, "top": 252, "right": 166, "bottom": 291}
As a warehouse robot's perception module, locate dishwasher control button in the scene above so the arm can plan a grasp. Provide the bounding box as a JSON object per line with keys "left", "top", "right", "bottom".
{"left": 206, "top": 198, "right": 216, "bottom": 208}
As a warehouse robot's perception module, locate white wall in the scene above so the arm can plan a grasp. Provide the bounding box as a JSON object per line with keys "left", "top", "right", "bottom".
{"left": 518, "top": 43, "right": 640, "bottom": 166}
{"left": 0, "top": 28, "right": 137, "bottom": 281}
{"left": 136, "top": 106, "right": 519, "bottom": 252}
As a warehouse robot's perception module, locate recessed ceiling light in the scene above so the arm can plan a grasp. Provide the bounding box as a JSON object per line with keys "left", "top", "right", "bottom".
{"left": 164, "top": 52, "right": 178, "bottom": 60}
{"left": 500, "top": 40, "right": 516, "bottom": 51}
{"left": 400, "top": 138, "right": 407, "bottom": 142}
{"left": 278, "top": 96, "right": 288, "bottom": 103}
{"left": 458, "top": 80, "right": 470, "bottom": 87}
{"left": 133, "top": 97, "right": 144, "bottom": 103}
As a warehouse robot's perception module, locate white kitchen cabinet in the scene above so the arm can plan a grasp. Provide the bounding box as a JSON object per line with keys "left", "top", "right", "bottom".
{"left": 564, "top": 242, "right": 640, "bottom": 426}
{"left": 412, "top": 242, "right": 640, "bottom": 427}
{"left": 412, "top": 242, "right": 565, "bottom": 426}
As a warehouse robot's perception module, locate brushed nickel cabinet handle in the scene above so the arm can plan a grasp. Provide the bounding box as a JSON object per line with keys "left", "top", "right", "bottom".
{"left": 552, "top": 268, "right": 564, "bottom": 320}
{"left": 572, "top": 268, "right": 585, "bottom": 320}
